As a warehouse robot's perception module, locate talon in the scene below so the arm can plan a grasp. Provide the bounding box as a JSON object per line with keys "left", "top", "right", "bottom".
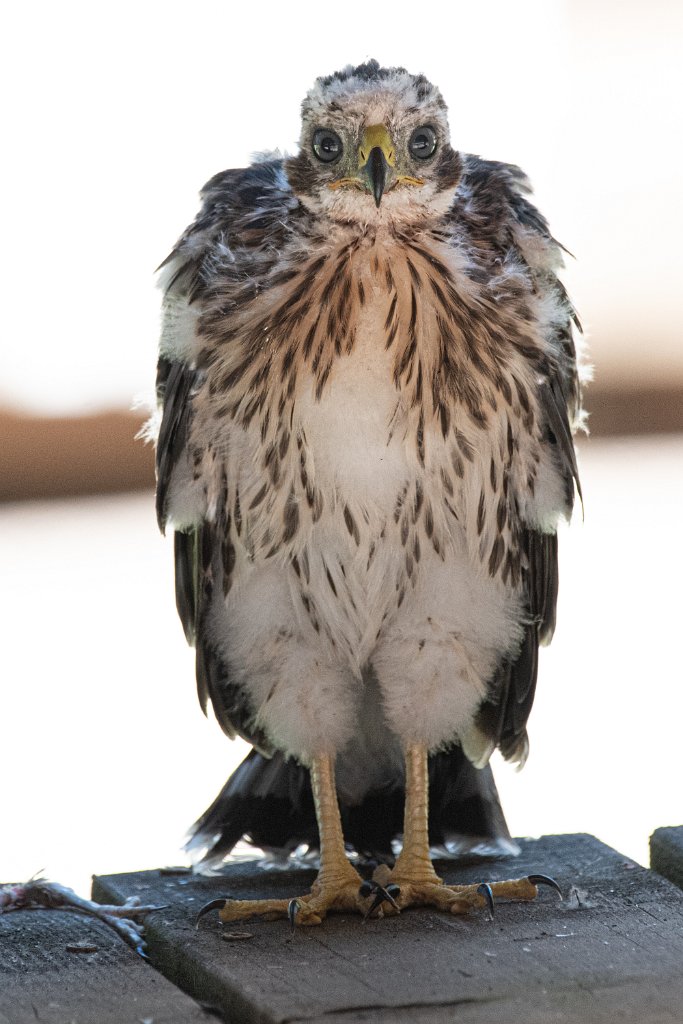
{"left": 378, "top": 884, "right": 400, "bottom": 911}
{"left": 361, "top": 880, "right": 400, "bottom": 920}
{"left": 363, "top": 893, "right": 384, "bottom": 920}
{"left": 288, "top": 899, "right": 300, "bottom": 933}
{"left": 477, "top": 882, "right": 495, "bottom": 920}
{"left": 528, "top": 874, "right": 563, "bottom": 900}
{"left": 195, "top": 898, "right": 227, "bottom": 927}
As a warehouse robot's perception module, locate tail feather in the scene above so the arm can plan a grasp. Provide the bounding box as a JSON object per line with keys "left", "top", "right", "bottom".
{"left": 427, "top": 748, "right": 519, "bottom": 857}
{"left": 186, "top": 751, "right": 316, "bottom": 866}
{"left": 188, "top": 746, "right": 517, "bottom": 868}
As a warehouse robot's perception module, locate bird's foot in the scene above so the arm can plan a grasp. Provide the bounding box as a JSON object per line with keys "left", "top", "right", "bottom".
{"left": 372, "top": 862, "right": 562, "bottom": 918}
{"left": 198, "top": 862, "right": 379, "bottom": 929}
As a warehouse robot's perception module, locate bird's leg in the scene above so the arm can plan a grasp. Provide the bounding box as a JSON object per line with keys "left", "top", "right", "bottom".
{"left": 392, "top": 742, "right": 442, "bottom": 887}
{"left": 379, "top": 743, "right": 562, "bottom": 917}
{"left": 308, "top": 752, "right": 365, "bottom": 899}
{"left": 206, "top": 753, "right": 370, "bottom": 927}
{"left": 377, "top": 742, "right": 454, "bottom": 912}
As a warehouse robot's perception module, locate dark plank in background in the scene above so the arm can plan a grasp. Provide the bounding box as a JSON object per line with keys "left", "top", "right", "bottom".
{"left": 585, "top": 384, "right": 683, "bottom": 437}
{"left": 0, "top": 903, "right": 208, "bottom": 1024}
{"left": 1, "top": 384, "right": 681, "bottom": 502}
{"left": 93, "top": 834, "right": 683, "bottom": 1024}
{"left": 0, "top": 409, "right": 154, "bottom": 501}
{"left": 651, "top": 825, "right": 683, "bottom": 891}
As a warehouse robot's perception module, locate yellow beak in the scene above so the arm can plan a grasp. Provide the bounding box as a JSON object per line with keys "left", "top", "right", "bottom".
{"left": 358, "top": 124, "right": 395, "bottom": 207}
{"left": 358, "top": 124, "right": 396, "bottom": 168}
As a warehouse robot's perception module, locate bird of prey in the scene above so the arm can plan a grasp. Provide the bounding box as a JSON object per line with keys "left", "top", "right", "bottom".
{"left": 154, "top": 59, "right": 583, "bottom": 926}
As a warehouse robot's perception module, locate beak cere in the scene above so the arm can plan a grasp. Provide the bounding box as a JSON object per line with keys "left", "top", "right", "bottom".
{"left": 358, "top": 124, "right": 395, "bottom": 209}
{"left": 368, "top": 147, "right": 388, "bottom": 208}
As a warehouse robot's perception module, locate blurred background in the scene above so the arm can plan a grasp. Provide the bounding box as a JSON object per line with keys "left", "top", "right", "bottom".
{"left": 1, "top": 0, "right": 681, "bottom": 896}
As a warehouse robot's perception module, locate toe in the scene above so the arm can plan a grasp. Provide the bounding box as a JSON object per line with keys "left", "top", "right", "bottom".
{"left": 218, "top": 897, "right": 291, "bottom": 924}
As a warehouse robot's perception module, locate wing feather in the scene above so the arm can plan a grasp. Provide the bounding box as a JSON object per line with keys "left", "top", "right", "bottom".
{"left": 455, "top": 155, "right": 583, "bottom": 763}
{"left": 155, "top": 162, "right": 292, "bottom": 750}
{"left": 155, "top": 357, "right": 197, "bottom": 533}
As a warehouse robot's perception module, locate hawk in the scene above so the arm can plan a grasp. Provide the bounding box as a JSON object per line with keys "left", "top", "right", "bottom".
{"left": 154, "top": 60, "right": 582, "bottom": 925}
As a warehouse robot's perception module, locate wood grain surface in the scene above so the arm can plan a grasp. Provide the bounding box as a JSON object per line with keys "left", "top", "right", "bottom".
{"left": 91, "top": 834, "right": 683, "bottom": 1023}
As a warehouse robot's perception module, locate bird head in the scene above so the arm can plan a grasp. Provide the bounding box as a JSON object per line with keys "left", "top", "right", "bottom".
{"left": 286, "top": 60, "right": 463, "bottom": 226}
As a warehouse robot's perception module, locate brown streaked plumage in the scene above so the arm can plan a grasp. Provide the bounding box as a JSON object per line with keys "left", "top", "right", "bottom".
{"left": 154, "top": 59, "right": 584, "bottom": 925}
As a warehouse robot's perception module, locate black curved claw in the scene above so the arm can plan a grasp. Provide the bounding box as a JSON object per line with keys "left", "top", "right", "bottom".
{"left": 359, "top": 880, "right": 400, "bottom": 920}
{"left": 528, "top": 874, "right": 563, "bottom": 900}
{"left": 477, "top": 882, "right": 495, "bottom": 920}
{"left": 288, "top": 899, "right": 300, "bottom": 934}
{"left": 195, "top": 897, "right": 227, "bottom": 927}
{"left": 364, "top": 890, "right": 388, "bottom": 920}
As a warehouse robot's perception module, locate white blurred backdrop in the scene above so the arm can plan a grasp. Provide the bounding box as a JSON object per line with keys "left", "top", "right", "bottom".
{"left": 1, "top": 1, "right": 682, "bottom": 893}
{"left": 1, "top": 0, "right": 682, "bottom": 414}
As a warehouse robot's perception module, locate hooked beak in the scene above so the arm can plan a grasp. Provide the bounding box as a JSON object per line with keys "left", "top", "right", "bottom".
{"left": 367, "top": 147, "right": 388, "bottom": 207}
{"left": 358, "top": 124, "right": 395, "bottom": 208}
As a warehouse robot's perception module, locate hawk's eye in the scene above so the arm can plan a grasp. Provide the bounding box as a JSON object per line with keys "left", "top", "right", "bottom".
{"left": 312, "top": 128, "right": 343, "bottom": 164}
{"left": 409, "top": 125, "right": 437, "bottom": 160}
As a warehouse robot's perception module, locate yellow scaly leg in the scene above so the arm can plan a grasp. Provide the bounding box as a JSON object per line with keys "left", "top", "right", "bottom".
{"left": 203, "top": 754, "right": 370, "bottom": 927}
{"left": 379, "top": 743, "right": 560, "bottom": 916}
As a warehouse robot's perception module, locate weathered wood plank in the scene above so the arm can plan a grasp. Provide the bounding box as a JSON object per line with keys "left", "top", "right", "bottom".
{"left": 651, "top": 825, "right": 683, "bottom": 891}
{"left": 0, "top": 901, "right": 209, "bottom": 1024}
{"left": 93, "top": 834, "right": 683, "bottom": 1024}
{"left": 301, "top": 980, "right": 683, "bottom": 1024}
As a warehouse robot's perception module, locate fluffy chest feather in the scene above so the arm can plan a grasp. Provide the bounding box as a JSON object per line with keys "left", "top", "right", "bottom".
{"left": 190, "top": 228, "right": 556, "bottom": 610}
{"left": 294, "top": 285, "right": 411, "bottom": 512}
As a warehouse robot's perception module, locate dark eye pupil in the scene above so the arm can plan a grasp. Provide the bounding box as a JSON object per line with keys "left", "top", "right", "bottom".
{"left": 409, "top": 126, "right": 437, "bottom": 160}
{"left": 312, "top": 129, "right": 343, "bottom": 163}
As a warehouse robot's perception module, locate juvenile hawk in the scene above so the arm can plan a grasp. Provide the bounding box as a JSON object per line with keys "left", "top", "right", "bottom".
{"left": 155, "top": 60, "right": 582, "bottom": 924}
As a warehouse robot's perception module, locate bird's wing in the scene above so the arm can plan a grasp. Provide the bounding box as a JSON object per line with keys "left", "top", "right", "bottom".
{"left": 154, "top": 160, "right": 292, "bottom": 752}
{"left": 452, "top": 156, "right": 584, "bottom": 765}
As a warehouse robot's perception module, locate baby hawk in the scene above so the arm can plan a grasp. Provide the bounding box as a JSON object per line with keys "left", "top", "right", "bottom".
{"left": 155, "top": 60, "right": 582, "bottom": 926}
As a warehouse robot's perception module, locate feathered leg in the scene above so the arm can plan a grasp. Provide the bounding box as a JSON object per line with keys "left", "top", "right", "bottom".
{"left": 381, "top": 743, "right": 560, "bottom": 916}
{"left": 207, "top": 754, "right": 370, "bottom": 926}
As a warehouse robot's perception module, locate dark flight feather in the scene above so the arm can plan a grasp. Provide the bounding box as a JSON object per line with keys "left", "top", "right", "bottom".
{"left": 187, "top": 745, "right": 513, "bottom": 866}
{"left": 155, "top": 358, "right": 197, "bottom": 533}
{"left": 173, "top": 528, "right": 199, "bottom": 646}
